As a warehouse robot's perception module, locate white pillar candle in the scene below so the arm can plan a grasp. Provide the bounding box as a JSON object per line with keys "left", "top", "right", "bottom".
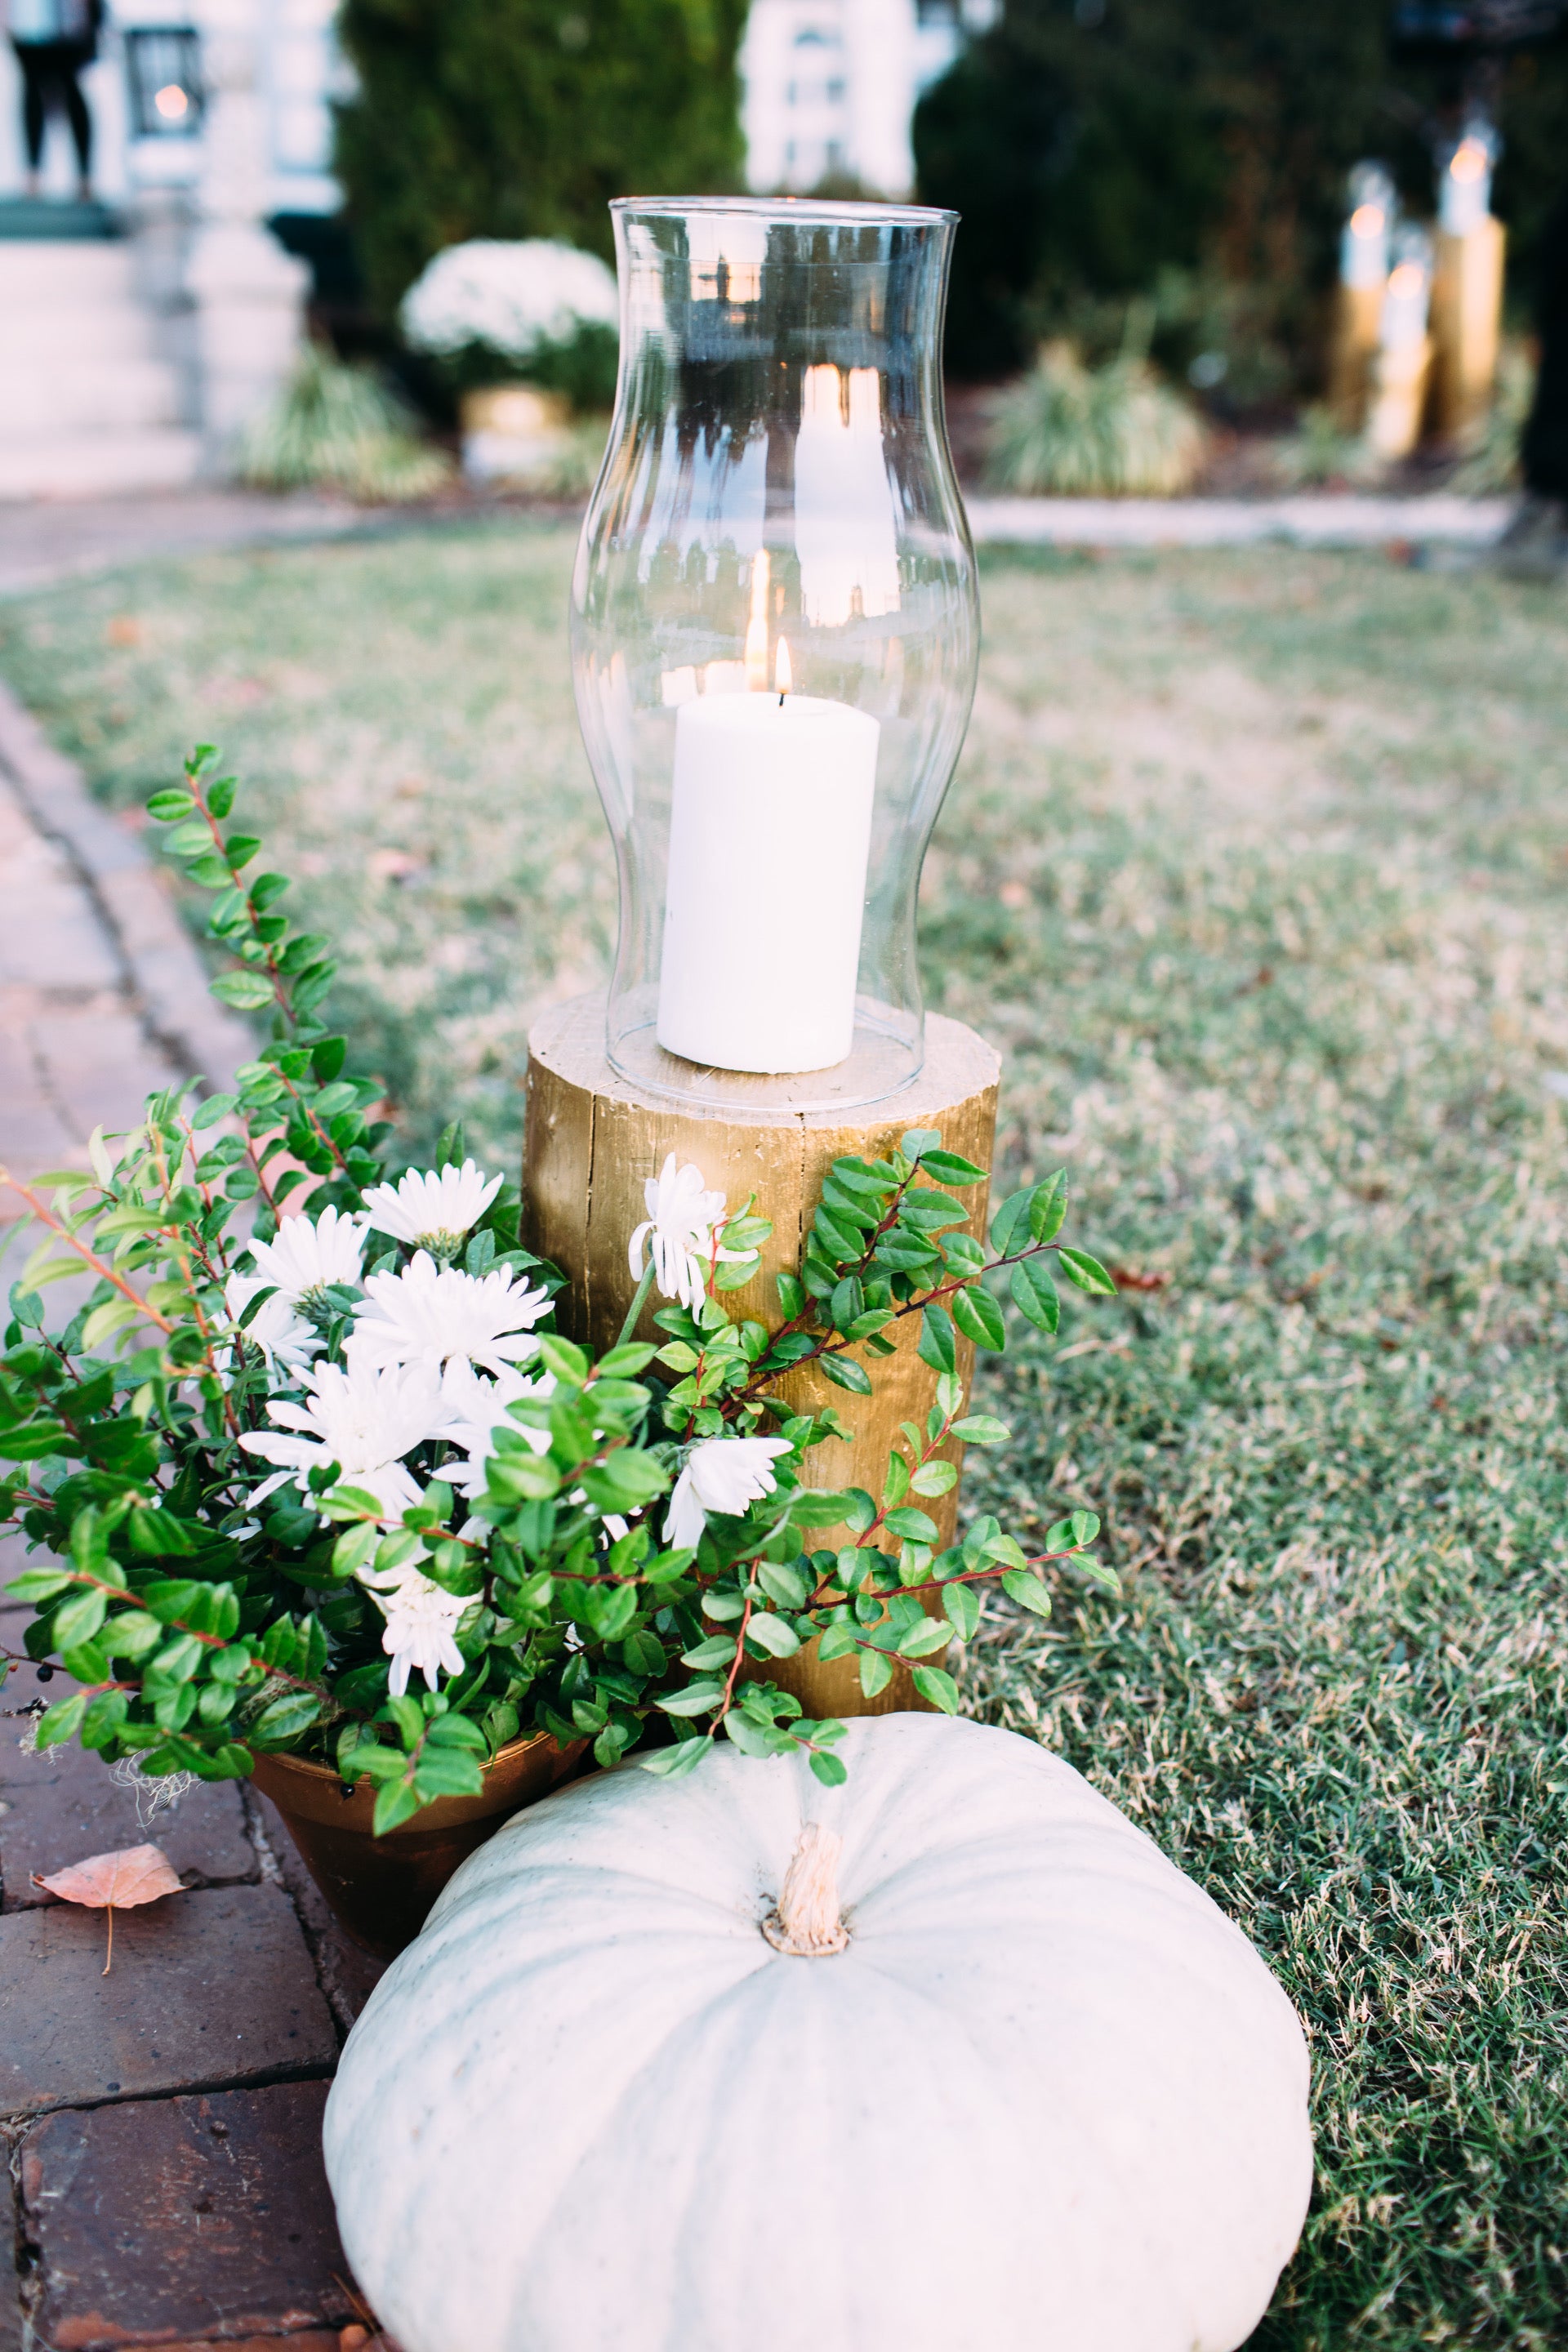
{"left": 657, "top": 688, "right": 879, "bottom": 1074}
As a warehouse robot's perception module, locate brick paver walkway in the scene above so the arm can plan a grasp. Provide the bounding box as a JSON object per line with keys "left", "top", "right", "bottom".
{"left": 0, "top": 680, "right": 390, "bottom": 2348}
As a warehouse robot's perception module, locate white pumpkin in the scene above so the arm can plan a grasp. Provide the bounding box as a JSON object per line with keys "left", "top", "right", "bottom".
{"left": 324, "top": 1715, "right": 1312, "bottom": 2352}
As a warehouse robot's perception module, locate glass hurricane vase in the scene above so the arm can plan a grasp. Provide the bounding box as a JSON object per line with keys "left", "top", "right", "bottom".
{"left": 570, "top": 196, "right": 978, "bottom": 1113}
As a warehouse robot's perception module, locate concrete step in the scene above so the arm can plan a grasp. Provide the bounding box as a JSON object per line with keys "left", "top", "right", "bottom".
{"left": 0, "top": 303, "right": 163, "bottom": 363}
{"left": 0, "top": 429, "right": 203, "bottom": 500}
{"left": 0, "top": 242, "right": 140, "bottom": 302}
{"left": 0, "top": 356, "right": 185, "bottom": 434}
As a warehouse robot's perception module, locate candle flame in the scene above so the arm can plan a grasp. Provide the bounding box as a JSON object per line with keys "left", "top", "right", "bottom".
{"left": 1450, "top": 140, "right": 1486, "bottom": 184}
{"left": 775, "top": 638, "right": 792, "bottom": 701}
{"left": 1388, "top": 261, "right": 1424, "bottom": 299}
{"left": 744, "top": 551, "right": 770, "bottom": 693}
{"left": 1348, "top": 203, "right": 1384, "bottom": 238}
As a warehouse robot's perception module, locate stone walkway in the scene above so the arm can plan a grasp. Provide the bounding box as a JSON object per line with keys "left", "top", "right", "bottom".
{"left": 0, "top": 682, "right": 394, "bottom": 2347}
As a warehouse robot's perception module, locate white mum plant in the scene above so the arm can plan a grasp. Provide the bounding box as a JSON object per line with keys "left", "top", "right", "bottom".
{"left": 400, "top": 238, "right": 618, "bottom": 366}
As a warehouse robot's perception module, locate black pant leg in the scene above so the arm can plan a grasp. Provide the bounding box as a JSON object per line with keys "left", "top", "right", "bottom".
{"left": 11, "top": 42, "right": 47, "bottom": 170}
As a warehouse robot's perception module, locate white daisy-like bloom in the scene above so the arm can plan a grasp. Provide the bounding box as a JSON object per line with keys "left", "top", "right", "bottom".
{"left": 218, "top": 1272, "right": 319, "bottom": 1380}
{"left": 243, "top": 1204, "right": 367, "bottom": 1309}
{"left": 664, "top": 1434, "right": 793, "bottom": 1551}
{"left": 238, "top": 1354, "right": 446, "bottom": 1516}
{"left": 628, "top": 1154, "right": 747, "bottom": 1316}
{"left": 438, "top": 1358, "right": 555, "bottom": 1499}
{"left": 358, "top": 1558, "right": 468, "bottom": 1697}
{"left": 359, "top": 1160, "right": 502, "bottom": 1255}
{"left": 350, "top": 1249, "right": 550, "bottom": 1380}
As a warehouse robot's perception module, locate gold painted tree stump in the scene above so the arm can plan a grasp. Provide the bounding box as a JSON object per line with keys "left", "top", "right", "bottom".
{"left": 522, "top": 992, "right": 1000, "bottom": 1717}
{"left": 1429, "top": 219, "right": 1506, "bottom": 444}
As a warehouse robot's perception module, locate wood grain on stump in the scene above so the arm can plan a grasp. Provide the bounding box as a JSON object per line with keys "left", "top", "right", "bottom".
{"left": 523, "top": 992, "right": 1001, "bottom": 1718}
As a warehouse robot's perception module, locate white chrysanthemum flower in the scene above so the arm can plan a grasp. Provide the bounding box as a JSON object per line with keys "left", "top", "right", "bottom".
{"left": 664, "top": 1434, "right": 793, "bottom": 1550}
{"left": 219, "top": 1272, "right": 319, "bottom": 1380}
{"left": 238, "top": 1355, "right": 445, "bottom": 1516}
{"left": 359, "top": 1160, "right": 503, "bottom": 1255}
{"left": 243, "top": 1205, "right": 367, "bottom": 1308}
{"left": 438, "top": 1359, "right": 555, "bottom": 1499}
{"left": 358, "top": 1559, "right": 468, "bottom": 1697}
{"left": 400, "top": 238, "right": 618, "bottom": 361}
{"left": 628, "top": 1154, "right": 747, "bottom": 1315}
{"left": 351, "top": 1249, "right": 550, "bottom": 1379}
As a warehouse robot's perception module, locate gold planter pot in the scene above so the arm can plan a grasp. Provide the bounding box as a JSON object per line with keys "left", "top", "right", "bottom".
{"left": 251, "top": 1731, "right": 585, "bottom": 1959}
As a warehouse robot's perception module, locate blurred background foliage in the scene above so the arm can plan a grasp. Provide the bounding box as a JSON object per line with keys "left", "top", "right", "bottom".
{"left": 913, "top": 0, "right": 1568, "bottom": 387}
{"left": 334, "top": 0, "right": 748, "bottom": 315}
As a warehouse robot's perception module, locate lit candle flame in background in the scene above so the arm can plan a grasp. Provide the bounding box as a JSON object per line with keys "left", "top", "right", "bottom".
{"left": 1387, "top": 261, "right": 1424, "bottom": 301}
{"left": 775, "top": 638, "right": 791, "bottom": 701}
{"left": 1348, "top": 203, "right": 1385, "bottom": 239}
{"left": 1450, "top": 140, "right": 1486, "bottom": 184}
{"left": 154, "top": 83, "right": 189, "bottom": 118}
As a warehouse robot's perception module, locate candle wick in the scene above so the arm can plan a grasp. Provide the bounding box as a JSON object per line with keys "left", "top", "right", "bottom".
{"left": 778, "top": 691, "right": 786, "bottom": 706}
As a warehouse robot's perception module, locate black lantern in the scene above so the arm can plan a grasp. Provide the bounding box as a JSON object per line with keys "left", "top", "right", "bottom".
{"left": 124, "top": 27, "right": 203, "bottom": 139}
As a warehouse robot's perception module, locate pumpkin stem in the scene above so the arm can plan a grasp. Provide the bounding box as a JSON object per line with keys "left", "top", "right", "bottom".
{"left": 762, "top": 1822, "right": 849, "bottom": 1957}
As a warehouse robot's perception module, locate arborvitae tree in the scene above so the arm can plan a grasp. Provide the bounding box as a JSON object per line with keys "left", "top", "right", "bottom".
{"left": 336, "top": 0, "right": 748, "bottom": 314}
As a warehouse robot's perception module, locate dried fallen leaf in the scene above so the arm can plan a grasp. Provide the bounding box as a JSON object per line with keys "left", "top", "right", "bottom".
{"left": 32, "top": 1842, "right": 185, "bottom": 1973}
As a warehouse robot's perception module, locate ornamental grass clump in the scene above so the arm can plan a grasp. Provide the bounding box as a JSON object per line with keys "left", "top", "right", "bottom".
{"left": 235, "top": 343, "right": 452, "bottom": 504}
{"left": 1, "top": 751, "right": 1119, "bottom": 1831}
{"left": 985, "top": 341, "right": 1207, "bottom": 499}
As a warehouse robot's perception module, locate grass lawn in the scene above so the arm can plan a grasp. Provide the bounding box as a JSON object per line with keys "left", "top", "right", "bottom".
{"left": 3, "top": 524, "right": 1567, "bottom": 2347}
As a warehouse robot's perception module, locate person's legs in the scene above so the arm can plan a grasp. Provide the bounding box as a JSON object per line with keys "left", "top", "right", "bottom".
{"left": 11, "top": 42, "right": 48, "bottom": 194}
{"left": 59, "top": 40, "right": 94, "bottom": 194}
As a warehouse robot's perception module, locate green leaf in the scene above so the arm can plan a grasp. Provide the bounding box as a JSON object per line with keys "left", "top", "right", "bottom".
{"left": 808, "top": 1748, "right": 849, "bottom": 1786}
{"left": 372, "top": 1778, "right": 422, "bottom": 1835}
{"left": 745, "top": 1612, "right": 800, "bottom": 1659}
{"left": 146, "top": 788, "right": 195, "bottom": 822}
{"left": 537, "top": 1334, "right": 590, "bottom": 1386}
{"left": 911, "top": 1664, "right": 960, "bottom": 1713}
{"left": 1028, "top": 1170, "right": 1069, "bottom": 1244}
{"left": 1070, "top": 1508, "right": 1101, "bottom": 1547}
{"left": 918, "top": 1150, "right": 987, "bottom": 1185}
{"left": 248, "top": 1690, "right": 323, "bottom": 1747}
{"left": 639, "top": 1737, "right": 707, "bottom": 1780}
{"left": 988, "top": 1187, "right": 1035, "bottom": 1256}
{"left": 190, "top": 1092, "right": 238, "bottom": 1130}
{"left": 883, "top": 1505, "right": 939, "bottom": 1543}
{"left": 757, "top": 1558, "right": 810, "bottom": 1610}
{"left": 0, "top": 1419, "right": 72, "bottom": 1461}
{"left": 900, "top": 1128, "right": 943, "bottom": 1160}
{"left": 1057, "top": 1247, "right": 1119, "bottom": 1298}
{"left": 817, "top": 1353, "right": 873, "bottom": 1396}
{"left": 910, "top": 1459, "right": 959, "bottom": 1496}
{"left": 80, "top": 1298, "right": 145, "bottom": 1352}
{"left": 1011, "top": 1257, "right": 1061, "bottom": 1334}
{"left": 51, "top": 1587, "right": 108, "bottom": 1650}
{"left": 788, "top": 1490, "right": 856, "bottom": 1527}
{"left": 5, "top": 1567, "right": 73, "bottom": 1605}
{"left": 897, "top": 1617, "right": 951, "bottom": 1658}
{"left": 951, "top": 1283, "right": 1006, "bottom": 1351}
{"left": 682, "top": 1634, "right": 737, "bottom": 1668}
{"left": 858, "top": 1646, "right": 893, "bottom": 1698}
{"left": 1001, "top": 1568, "right": 1054, "bottom": 1619}
{"left": 942, "top": 1582, "right": 981, "bottom": 1640}
{"left": 36, "top": 1691, "right": 88, "bottom": 1748}
{"left": 657, "top": 1677, "right": 727, "bottom": 1717}
{"left": 210, "top": 969, "right": 278, "bottom": 1011}
{"left": 581, "top": 1450, "right": 669, "bottom": 1512}
{"left": 917, "top": 1304, "right": 956, "bottom": 1374}
{"left": 951, "top": 1414, "right": 1011, "bottom": 1446}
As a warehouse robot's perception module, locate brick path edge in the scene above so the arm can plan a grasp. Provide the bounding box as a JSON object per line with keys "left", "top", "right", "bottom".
{"left": 0, "top": 680, "right": 252, "bottom": 1102}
